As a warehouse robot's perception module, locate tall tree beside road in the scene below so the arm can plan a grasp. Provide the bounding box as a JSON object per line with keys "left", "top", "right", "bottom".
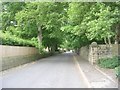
{"left": 1, "top": 2, "right": 120, "bottom": 51}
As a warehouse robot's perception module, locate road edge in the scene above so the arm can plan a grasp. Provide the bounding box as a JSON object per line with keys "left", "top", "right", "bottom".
{"left": 94, "top": 65, "right": 118, "bottom": 84}
{"left": 73, "top": 55, "right": 118, "bottom": 88}
{"left": 73, "top": 55, "right": 92, "bottom": 88}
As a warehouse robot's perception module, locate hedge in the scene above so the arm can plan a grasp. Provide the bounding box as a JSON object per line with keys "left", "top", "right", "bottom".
{"left": 97, "top": 56, "right": 119, "bottom": 69}
{"left": 115, "top": 66, "right": 120, "bottom": 79}
{"left": 0, "top": 31, "right": 38, "bottom": 47}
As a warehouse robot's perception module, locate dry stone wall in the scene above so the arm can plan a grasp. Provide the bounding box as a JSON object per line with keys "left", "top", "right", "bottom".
{"left": 80, "top": 43, "right": 120, "bottom": 65}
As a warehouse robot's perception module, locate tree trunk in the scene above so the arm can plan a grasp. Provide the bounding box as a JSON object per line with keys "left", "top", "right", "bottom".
{"left": 48, "top": 47, "right": 51, "bottom": 52}
{"left": 115, "top": 37, "right": 118, "bottom": 44}
{"left": 37, "top": 25, "right": 42, "bottom": 44}
{"left": 104, "top": 37, "right": 108, "bottom": 45}
{"left": 51, "top": 46, "right": 55, "bottom": 53}
{"left": 108, "top": 36, "right": 111, "bottom": 45}
{"left": 115, "top": 24, "right": 120, "bottom": 44}
{"left": 55, "top": 44, "right": 58, "bottom": 51}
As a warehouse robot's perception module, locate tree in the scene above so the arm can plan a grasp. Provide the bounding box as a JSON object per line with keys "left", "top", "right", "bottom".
{"left": 85, "top": 2, "right": 120, "bottom": 45}
{"left": 2, "top": 2, "right": 120, "bottom": 52}
{"left": 15, "top": 2, "right": 68, "bottom": 52}
{"left": 2, "top": 2, "right": 26, "bottom": 31}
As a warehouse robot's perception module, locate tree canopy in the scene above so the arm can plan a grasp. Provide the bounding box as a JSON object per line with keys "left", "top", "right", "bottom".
{"left": 1, "top": 2, "right": 120, "bottom": 52}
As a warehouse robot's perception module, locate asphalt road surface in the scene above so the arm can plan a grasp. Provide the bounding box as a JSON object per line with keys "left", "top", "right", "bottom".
{"left": 1, "top": 52, "right": 88, "bottom": 88}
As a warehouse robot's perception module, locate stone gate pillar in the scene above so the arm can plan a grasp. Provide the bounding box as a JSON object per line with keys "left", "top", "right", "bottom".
{"left": 89, "top": 42, "right": 98, "bottom": 65}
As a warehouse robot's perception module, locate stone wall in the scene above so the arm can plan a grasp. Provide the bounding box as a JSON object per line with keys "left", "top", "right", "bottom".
{"left": 0, "top": 45, "right": 38, "bottom": 57}
{"left": 98, "top": 44, "right": 119, "bottom": 59}
{"left": 80, "top": 46, "right": 89, "bottom": 60}
{"left": 89, "top": 43, "right": 98, "bottom": 64}
{"left": 80, "top": 43, "right": 120, "bottom": 65}
{"left": 0, "top": 45, "right": 40, "bottom": 71}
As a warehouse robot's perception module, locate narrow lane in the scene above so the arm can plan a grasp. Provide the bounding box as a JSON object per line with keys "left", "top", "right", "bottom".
{"left": 2, "top": 53, "right": 87, "bottom": 88}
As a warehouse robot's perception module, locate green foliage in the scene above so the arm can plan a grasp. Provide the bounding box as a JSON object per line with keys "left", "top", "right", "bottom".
{"left": 2, "top": 2, "right": 26, "bottom": 30}
{"left": 0, "top": 31, "right": 38, "bottom": 47}
{"left": 98, "top": 56, "right": 119, "bottom": 69}
{"left": 115, "top": 66, "right": 120, "bottom": 78}
{"left": 65, "top": 2, "right": 120, "bottom": 48}
{"left": 1, "top": 2, "right": 120, "bottom": 51}
{"left": 85, "top": 3, "right": 118, "bottom": 41}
